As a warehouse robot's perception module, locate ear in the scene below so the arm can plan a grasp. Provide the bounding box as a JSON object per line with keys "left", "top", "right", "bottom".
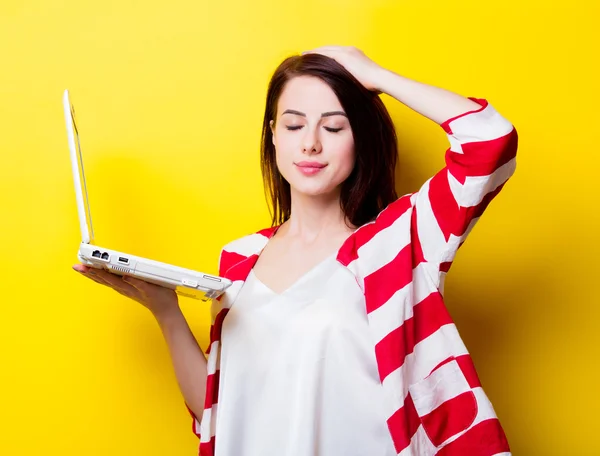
{"left": 269, "top": 120, "right": 276, "bottom": 146}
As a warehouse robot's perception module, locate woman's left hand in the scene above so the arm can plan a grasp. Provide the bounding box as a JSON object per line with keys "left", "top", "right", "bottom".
{"left": 302, "top": 46, "right": 386, "bottom": 93}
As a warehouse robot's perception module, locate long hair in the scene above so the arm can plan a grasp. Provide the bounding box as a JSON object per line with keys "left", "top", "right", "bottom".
{"left": 260, "top": 53, "right": 398, "bottom": 228}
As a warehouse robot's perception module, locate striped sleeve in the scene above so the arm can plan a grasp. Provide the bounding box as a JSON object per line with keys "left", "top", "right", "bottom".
{"left": 186, "top": 247, "right": 232, "bottom": 454}
{"left": 340, "top": 98, "right": 516, "bottom": 456}
{"left": 187, "top": 232, "right": 270, "bottom": 456}
{"left": 413, "top": 98, "right": 518, "bottom": 272}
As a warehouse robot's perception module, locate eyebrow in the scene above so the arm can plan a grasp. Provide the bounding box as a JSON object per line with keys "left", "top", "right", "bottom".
{"left": 281, "top": 109, "right": 347, "bottom": 118}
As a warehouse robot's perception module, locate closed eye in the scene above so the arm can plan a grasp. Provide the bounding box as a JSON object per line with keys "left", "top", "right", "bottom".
{"left": 285, "top": 126, "right": 343, "bottom": 133}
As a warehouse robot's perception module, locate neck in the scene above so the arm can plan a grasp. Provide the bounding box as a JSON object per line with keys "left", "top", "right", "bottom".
{"left": 278, "top": 188, "right": 354, "bottom": 243}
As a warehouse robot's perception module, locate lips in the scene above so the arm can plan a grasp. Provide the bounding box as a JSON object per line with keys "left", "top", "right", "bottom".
{"left": 295, "top": 161, "right": 327, "bottom": 169}
{"left": 294, "top": 161, "right": 327, "bottom": 176}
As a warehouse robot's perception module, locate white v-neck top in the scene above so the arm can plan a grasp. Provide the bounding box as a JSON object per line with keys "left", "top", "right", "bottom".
{"left": 215, "top": 254, "right": 397, "bottom": 456}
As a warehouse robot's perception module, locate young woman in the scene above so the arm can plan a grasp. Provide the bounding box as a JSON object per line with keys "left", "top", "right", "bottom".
{"left": 74, "top": 46, "right": 518, "bottom": 456}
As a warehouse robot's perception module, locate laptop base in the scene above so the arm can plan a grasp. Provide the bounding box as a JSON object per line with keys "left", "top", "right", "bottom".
{"left": 78, "top": 243, "right": 228, "bottom": 302}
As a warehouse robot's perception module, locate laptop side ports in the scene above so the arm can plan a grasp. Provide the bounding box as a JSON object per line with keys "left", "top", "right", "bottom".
{"left": 91, "top": 250, "right": 110, "bottom": 262}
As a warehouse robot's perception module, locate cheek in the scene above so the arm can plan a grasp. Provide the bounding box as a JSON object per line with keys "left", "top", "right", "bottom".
{"left": 274, "top": 143, "right": 294, "bottom": 182}
{"left": 273, "top": 134, "right": 312, "bottom": 179}
{"left": 332, "top": 139, "right": 356, "bottom": 179}
{"left": 274, "top": 138, "right": 290, "bottom": 161}
{"left": 275, "top": 135, "right": 295, "bottom": 157}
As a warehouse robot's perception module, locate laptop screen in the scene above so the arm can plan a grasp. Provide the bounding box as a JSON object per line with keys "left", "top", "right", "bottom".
{"left": 66, "top": 93, "right": 95, "bottom": 244}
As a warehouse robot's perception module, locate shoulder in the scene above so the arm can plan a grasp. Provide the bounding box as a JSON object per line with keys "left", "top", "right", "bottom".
{"left": 217, "top": 226, "right": 277, "bottom": 275}
{"left": 337, "top": 194, "right": 416, "bottom": 267}
{"left": 355, "top": 194, "right": 415, "bottom": 245}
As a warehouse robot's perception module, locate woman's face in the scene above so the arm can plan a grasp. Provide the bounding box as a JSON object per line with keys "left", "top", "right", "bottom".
{"left": 270, "top": 76, "right": 355, "bottom": 198}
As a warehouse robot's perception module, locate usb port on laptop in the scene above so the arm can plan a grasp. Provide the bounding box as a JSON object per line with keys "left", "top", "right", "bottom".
{"left": 118, "top": 257, "right": 129, "bottom": 264}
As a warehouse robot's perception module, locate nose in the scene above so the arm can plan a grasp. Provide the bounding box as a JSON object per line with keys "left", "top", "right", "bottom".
{"left": 302, "top": 127, "right": 322, "bottom": 155}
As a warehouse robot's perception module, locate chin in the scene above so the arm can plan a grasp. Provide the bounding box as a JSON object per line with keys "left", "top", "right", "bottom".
{"left": 289, "top": 180, "right": 340, "bottom": 197}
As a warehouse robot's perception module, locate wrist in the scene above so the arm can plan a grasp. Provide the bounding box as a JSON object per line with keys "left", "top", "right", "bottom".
{"left": 373, "top": 67, "right": 404, "bottom": 96}
{"left": 153, "top": 305, "right": 184, "bottom": 328}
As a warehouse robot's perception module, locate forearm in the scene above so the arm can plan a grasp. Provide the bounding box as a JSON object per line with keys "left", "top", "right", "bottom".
{"left": 375, "top": 68, "right": 482, "bottom": 125}
{"left": 155, "top": 309, "right": 207, "bottom": 420}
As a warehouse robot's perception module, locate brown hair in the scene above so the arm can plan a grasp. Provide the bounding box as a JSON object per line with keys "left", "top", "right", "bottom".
{"left": 260, "top": 53, "right": 398, "bottom": 228}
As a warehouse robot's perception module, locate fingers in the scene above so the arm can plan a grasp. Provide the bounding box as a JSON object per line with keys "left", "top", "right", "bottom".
{"left": 95, "top": 272, "right": 140, "bottom": 297}
{"left": 303, "top": 48, "right": 335, "bottom": 57}
{"left": 73, "top": 265, "right": 140, "bottom": 297}
{"left": 72, "top": 264, "right": 90, "bottom": 273}
{"left": 74, "top": 267, "right": 108, "bottom": 286}
{"left": 72, "top": 264, "right": 165, "bottom": 299}
{"left": 122, "top": 275, "right": 150, "bottom": 291}
{"left": 303, "top": 45, "right": 354, "bottom": 55}
{"left": 304, "top": 45, "right": 343, "bottom": 52}
{"left": 89, "top": 269, "right": 121, "bottom": 286}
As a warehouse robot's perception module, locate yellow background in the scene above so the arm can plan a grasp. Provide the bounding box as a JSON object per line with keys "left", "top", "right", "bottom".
{"left": 1, "top": 0, "right": 598, "bottom": 454}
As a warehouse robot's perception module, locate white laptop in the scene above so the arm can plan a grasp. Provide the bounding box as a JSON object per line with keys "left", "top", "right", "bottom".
{"left": 63, "top": 89, "right": 232, "bottom": 301}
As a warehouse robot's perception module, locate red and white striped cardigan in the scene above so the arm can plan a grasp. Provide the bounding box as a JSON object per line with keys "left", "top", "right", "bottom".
{"left": 188, "top": 97, "right": 518, "bottom": 456}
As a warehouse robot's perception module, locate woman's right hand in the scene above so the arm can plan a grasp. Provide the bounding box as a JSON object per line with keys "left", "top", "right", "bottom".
{"left": 72, "top": 264, "right": 179, "bottom": 318}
